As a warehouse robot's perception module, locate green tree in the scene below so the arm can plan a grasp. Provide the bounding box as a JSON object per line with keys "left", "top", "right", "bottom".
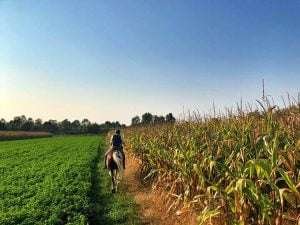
{"left": 21, "top": 118, "right": 34, "bottom": 131}
{"left": 165, "top": 113, "right": 176, "bottom": 123}
{"left": 131, "top": 116, "right": 141, "bottom": 126}
{"left": 60, "top": 119, "right": 71, "bottom": 133}
{"left": 43, "top": 120, "right": 59, "bottom": 133}
{"left": 0, "top": 119, "right": 7, "bottom": 130}
{"left": 34, "top": 119, "right": 43, "bottom": 130}
{"left": 87, "top": 123, "right": 101, "bottom": 134}
{"left": 142, "top": 112, "right": 153, "bottom": 124}
{"left": 10, "top": 115, "right": 27, "bottom": 130}
{"left": 154, "top": 115, "right": 165, "bottom": 124}
{"left": 71, "top": 120, "right": 81, "bottom": 134}
{"left": 81, "top": 118, "right": 91, "bottom": 133}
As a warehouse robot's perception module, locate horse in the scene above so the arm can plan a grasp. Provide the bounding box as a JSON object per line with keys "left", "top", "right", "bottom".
{"left": 105, "top": 149, "right": 124, "bottom": 193}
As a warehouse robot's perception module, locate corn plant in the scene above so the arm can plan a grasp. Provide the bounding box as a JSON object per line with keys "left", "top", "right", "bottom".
{"left": 125, "top": 99, "right": 300, "bottom": 225}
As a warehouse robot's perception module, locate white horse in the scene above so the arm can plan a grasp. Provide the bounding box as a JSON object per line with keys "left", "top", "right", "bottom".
{"left": 105, "top": 150, "right": 124, "bottom": 193}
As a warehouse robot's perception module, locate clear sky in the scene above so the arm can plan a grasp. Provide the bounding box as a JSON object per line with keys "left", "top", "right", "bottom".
{"left": 1, "top": 0, "right": 299, "bottom": 124}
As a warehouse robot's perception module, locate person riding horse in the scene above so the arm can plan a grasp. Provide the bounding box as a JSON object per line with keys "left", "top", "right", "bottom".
{"left": 104, "top": 129, "right": 126, "bottom": 169}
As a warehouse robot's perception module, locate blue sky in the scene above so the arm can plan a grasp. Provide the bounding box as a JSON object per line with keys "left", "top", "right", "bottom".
{"left": 1, "top": 0, "right": 299, "bottom": 124}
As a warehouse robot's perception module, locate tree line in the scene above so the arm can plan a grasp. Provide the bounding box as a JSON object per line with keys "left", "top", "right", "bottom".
{"left": 0, "top": 115, "right": 125, "bottom": 134}
{"left": 131, "top": 112, "right": 175, "bottom": 126}
{"left": 0, "top": 112, "right": 176, "bottom": 134}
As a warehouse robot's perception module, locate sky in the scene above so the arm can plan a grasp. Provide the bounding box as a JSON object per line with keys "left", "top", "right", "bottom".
{"left": 0, "top": 0, "right": 299, "bottom": 124}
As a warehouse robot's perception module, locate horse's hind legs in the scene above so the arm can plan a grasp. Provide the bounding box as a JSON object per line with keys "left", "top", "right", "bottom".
{"left": 111, "top": 169, "right": 116, "bottom": 193}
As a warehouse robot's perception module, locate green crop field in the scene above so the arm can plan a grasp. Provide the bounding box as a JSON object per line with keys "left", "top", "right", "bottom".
{"left": 0, "top": 136, "right": 101, "bottom": 225}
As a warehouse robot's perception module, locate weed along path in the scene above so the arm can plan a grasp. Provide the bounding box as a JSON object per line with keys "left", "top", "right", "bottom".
{"left": 89, "top": 141, "right": 141, "bottom": 225}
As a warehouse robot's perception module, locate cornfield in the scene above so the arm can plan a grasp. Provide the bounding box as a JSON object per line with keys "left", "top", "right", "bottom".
{"left": 125, "top": 100, "right": 300, "bottom": 225}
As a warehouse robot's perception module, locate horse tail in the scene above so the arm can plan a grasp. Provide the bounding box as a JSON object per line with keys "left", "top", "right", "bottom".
{"left": 112, "top": 151, "right": 124, "bottom": 174}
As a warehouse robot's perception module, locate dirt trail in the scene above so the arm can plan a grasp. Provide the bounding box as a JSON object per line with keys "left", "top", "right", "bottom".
{"left": 89, "top": 143, "right": 140, "bottom": 225}
{"left": 122, "top": 153, "right": 197, "bottom": 225}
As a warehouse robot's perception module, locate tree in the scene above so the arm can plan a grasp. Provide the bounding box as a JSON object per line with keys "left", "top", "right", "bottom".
{"left": 104, "top": 121, "right": 112, "bottom": 129}
{"left": 142, "top": 112, "right": 153, "bottom": 124}
{"left": 131, "top": 116, "right": 141, "bottom": 126}
{"left": 21, "top": 118, "right": 34, "bottom": 131}
{"left": 0, "top": 114, "right": 126, "bottom": 134}
{"left": 71, "top": 120, "right": 81, "bottom": 134}
{"left": 10, "top": 115, "right": 27, "bottom": 130}
{"left": 158, "top": 116, "right": 165, "bottom": 123}
{"left": 81, "top": 118, "right": 91, "bottom": 133}
{"left": 43, "top": 120, "right": 59, "bottom": 133}
{"left": 34, "top": 119, "right": 43, "bottom": 131}
{"left": 60, "top": 119, "right": 71, "bottom": 133}
{"left": 153, "top": 115, "right": 165, "bottom": 124}
{"left": 0, "top": 119, "right": 7, "bottom": 130}
{"left": 82, "top": 118, "right": 90, "bottom": 126}
{"left": 165, "top": 113, "right": 176, "bottom": 123}
{"left": 113, "top": 121, "right": 121, "bottom": 129}
{"left": 87, "top": 123, "right": 101, "bottom": 134}
{"left": 116, "top": 121, "right": 121, "bottom": 128}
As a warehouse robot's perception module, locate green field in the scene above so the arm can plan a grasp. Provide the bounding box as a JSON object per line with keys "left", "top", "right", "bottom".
{"left": 0, "top": 136, "right": 139, "bottom": 225}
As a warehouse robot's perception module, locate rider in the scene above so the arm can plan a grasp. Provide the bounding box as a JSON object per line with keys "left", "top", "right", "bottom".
{"left": 104, "top": 129, "right": 126, "bottom": 169}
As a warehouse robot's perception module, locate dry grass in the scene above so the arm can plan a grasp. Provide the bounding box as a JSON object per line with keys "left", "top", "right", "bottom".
{"left": 0, "top": 131, "right": 52, "bottom": 141}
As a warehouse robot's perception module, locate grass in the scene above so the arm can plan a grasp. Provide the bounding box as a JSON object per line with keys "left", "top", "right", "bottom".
{"left": 1, "top": 135, "right": 141, "bottom": 225}
{"left": 125, "top": 101, "right": 300, "bottom": 225}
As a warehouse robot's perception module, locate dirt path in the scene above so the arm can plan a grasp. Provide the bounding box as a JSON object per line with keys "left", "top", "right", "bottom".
{"left": 88, "top": 144, "right": 140, "bottom": 225}
{"left": 121, "top": 153, "right": 197, "bottom": 225}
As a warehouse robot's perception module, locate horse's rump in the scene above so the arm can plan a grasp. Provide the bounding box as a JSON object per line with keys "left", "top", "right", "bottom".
{"left": 106, "top": 150, "right": 123, "bottom": 171}
{"left": 112, "top": 151, "right": 124, "bottom": 172}
{"left": 106, "top": 151, "right": 118, "bottom": 170}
